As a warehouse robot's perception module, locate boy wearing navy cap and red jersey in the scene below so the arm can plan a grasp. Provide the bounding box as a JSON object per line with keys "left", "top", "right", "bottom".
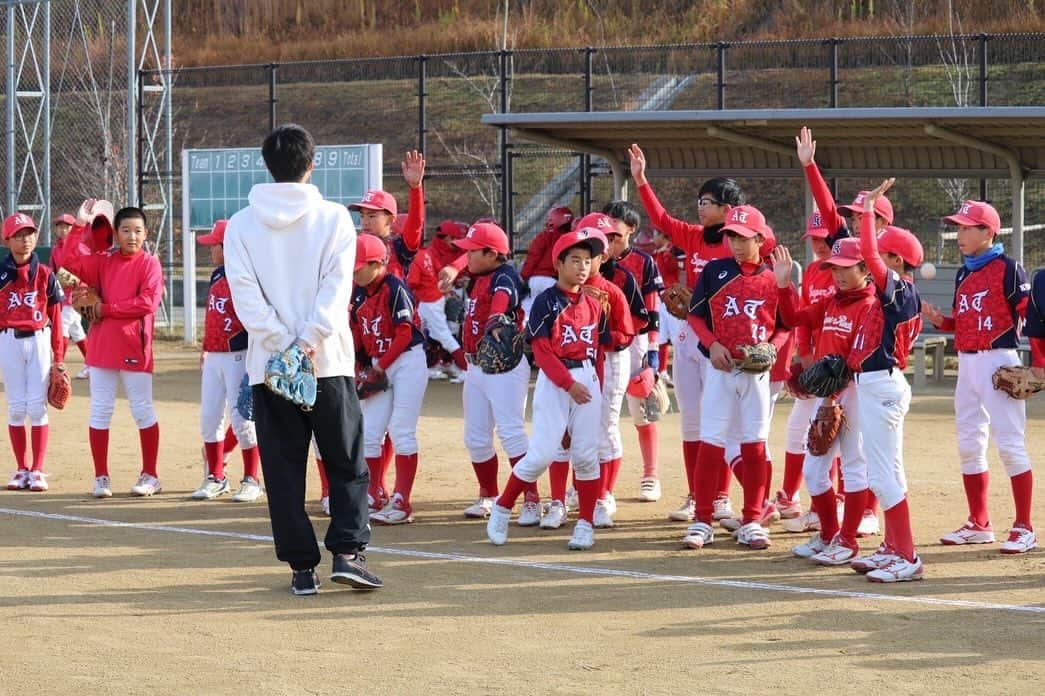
{"left": 1, "top": 213, "right": 65, "bottom": 492}
{"left": 521, "top": 206, "right": 574, "bottom": 317}
{"left": 351, "top": 234, "right": 429, "bottom": 525}
{"left": 348, "top": 151, "right": 426, "bottom": 280}
{"left": 681, "top": 205, "right": 789, "bottom": 552}
{"left": 487, "top": 227, "right": 609, "bottom": 550}
{"left": 923, "top": 199, "right": 1035, "bottom": 554}
{"left": 454, "top": 222, "right": 536, "bottom": 523}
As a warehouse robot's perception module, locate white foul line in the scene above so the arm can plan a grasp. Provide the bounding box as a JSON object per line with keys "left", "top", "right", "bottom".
{"left": 3, "top": 505, "right": 1043, "bottom": 616}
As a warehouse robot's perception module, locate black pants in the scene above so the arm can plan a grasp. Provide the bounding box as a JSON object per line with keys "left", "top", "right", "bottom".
{"left": 253, "top": 376, "right": 370, "bottom": 570}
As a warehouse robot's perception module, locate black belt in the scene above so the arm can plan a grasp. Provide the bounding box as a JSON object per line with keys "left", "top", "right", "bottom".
{"left": 1, "top": 328, "right": 41, "bottom": 339}
{"left": 562, "top": 359, "right": 590, "bottom": 369}
{"left": 959, "top": 349, "right": 1005, "bottom": 354}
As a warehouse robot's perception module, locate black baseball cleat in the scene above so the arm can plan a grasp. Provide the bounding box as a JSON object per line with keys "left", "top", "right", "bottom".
{"left": 330, "top": 553, "right": 383, "bottom": 589}
{"left": 291, "top": 568, "right": 320, "bottom": 596}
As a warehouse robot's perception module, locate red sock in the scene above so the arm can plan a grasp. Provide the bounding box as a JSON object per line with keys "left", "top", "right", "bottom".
{"left": 241, "top": 446, "right": 260, "bottom": 479}
{"left": 864, "top": 490, "right": 878, "bottom": 514}
{"left": 394, "top": 453, "right": 419, "bottom": 504}
{"left": 222, "top": 426, "right": 238, "bottom": 457}
{"left": 883, "top": 497, "right": 916, "bottom": 561}
{"left": 380, "top": 437, "right": 394, "bottom": 489}
{"left": 30, "top": 425, "right": 48, "bottom": 472}
{"left": 683, "top": 440, "right": 700, "bottom": 496}
{"left": 549, "top": 460, "right": 570, "bottom": 503}
{"left": 496, "top": 472, "right": 528, "bottom": 509}
{"left": 961, "top": 471, "right": 990, "bottom": 526}
{"left": 89, "top": 427, "right": 109, "bottom": 477}
{"left": 839, "top": 487, "right": 868, "bottom": 545}
{"left": 693, "top": 442, "right": 725, "bottom": 523}
{"left": 575, "top": 477, "right": 601, "bottom": 524}
{"left": 782, "top": 451, "right": 805, "bottom": 500}
{"left": 451, "top": 348, "right": 467, "bottom": 370}
{"left": 658, "top": 344, "right": 669, "bottom": 372}
{"left": 316, "top": 458, "right": 329, "bottom": 498}
{"left": 605, "top": 457, "right": 623, "bottom": 494}
{"left": 204, "top": 440, "right": 225, "bottom": 479}
{"left": 75, "top": 340, "right": 87, "bottom": 358}
{"left": 811, "top": 490, "right": 840, "bottom": 543}
{"left": 1010, "top": 470, "right": 1034, "bottom": 530}
{"left": 510, "top": 453, "right": 539, "bottom": 502}
{"left": 365, "top": 457, "right": 384, "bottom": 502}
{"left": 764, "top": 458, "right": 774, "bottom": 499}
{"left": 599, "top": 460, "right": 611, "bottom": 499}
{"left": 139, "top": 423, "right": 160, "bottom": 477}
{"left": 637, "top": 423, "right": 658, "bottom": 478}
{"left": 740, "top": 442, "right": 769, "bottom": 523}
{"left": 8, "top": 425, "right": 27, "bottom": 471}
{"left": 729, "top": 455, "right": 744, "bottom": 486}
{"left": 832, "top": 457, "right": 842, "bottom": 491}
{"left": 717, "top": 453, "right": 733, "bottom": 498}
{"left": 472, "top": 455, "right": 499, "bottom": 498}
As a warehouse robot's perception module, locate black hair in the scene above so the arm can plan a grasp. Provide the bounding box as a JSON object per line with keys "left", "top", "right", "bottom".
{"left": 903, "top": 262, "right": 917, "bottom": 274}
{"left": 602, "top": 200, "right": 641, "bottom": 230}
{"left": 114, "top": 206, "right": 147, "bottom": 229}
{"left": 262, "top": 124, "right": 315, "bottom": 183}
{"left": 699, "top": 178, "right": 745, "bottom": 206}
{"left": 556, "top": 241, "right": 598, "bottom": 263}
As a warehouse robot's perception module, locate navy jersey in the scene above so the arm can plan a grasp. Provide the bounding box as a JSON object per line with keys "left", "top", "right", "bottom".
{"left": 852, "top": 271, "right": 922, "bottom": 372}
{"left": 1024, "top": 269, "right": 1045, "bottom": 338}
{"left": 951, "top": 255, "right": 1029, "bottom": 351}
{"left": 0, "top": 253, "right": 62, "bottom": 330}
{"left": 463, "top": 263, "right": 524, "bottom": 353}
{"left": 387, "top": 235, "right": 417, "bottom": 279}
{"left": 600, "top": 261, "right": 649, "bottom": 330}
{"left": 527, "top": 285, "right": 608, "bottom": 362}
{"left": 617, "top": 247, "right": 663, "bottom": 334}
{"left": 690, "top": 257, "right": 780, "bottom": 359}
{"left": 351, "top": 273, "right": 424, "bottom": 360}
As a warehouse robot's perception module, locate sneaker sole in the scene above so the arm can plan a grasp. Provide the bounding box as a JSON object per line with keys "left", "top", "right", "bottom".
{"left": 682, "top": 538, "right": 711, "bottom": 549}
{"left": 92, "top": 491, "right": 113, "bottom": 498}
{"left": 464, "top": 511, "right": 491, "bottom": 519}
{"left": 638, "top": 494, "right": 661, "bottom": 502}
{"left": 939, "top": 536, "right": 995, "bottom": 545}
{"left": 741, "top": 540, "right": 771, "bottom": 550}
{"left": 567, "top": 542, "right": 593, "bottom": 550}
{"left": 1000, "top": 544, "right": 1037, "bottom": 554}
{"left": 539, "top": 521, "right": 565, "bottom": 529}
{"left": 868, "top": 571, "right": 924, "bottom": 583}
{"left": 373, "top": 515, "right": 414, "bottom": 525}
{"left": 668, "top": 512, "right": 695, "bottom": 522}
{"left": 132, "top": 488, "right": 162, "bottom": 497}
{"left": 516, "top": 519, "right": 541, "bottom": 527}
{"left": 231, "top": 494, "right": 263, "bottom": 502}
{"left": 814, "top": 554, "right": 857, "bottom": 566}
{"left": 330, "top": 573, "right": 383, "bottom": 589}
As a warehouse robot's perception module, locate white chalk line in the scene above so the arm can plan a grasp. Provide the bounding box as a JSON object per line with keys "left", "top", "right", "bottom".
{"left": 2, "top": 505, "right": 1043, "bottom": 615}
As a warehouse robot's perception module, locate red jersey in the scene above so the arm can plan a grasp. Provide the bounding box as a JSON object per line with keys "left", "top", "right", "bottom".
{"left": 652, "top": 246, "right": 684, "bottom": 288}
{"left": 586, "top": 274, "right": 635, "bottom": 351}
{"left": 638, "top": 183, "right": 733, "bottom": 288}
{"left": 351, "top": 273, "right": 424, "bottom": 369}
{"left": 520, "top": 228, "right": 564, "bottom": 281}
{"left": 689, "top": 257, "right": 782, "bottom": 358}
{"left": 795, "top": 259, "right": 837, "bottom": 359}
{"left": 202, "top": 266, "right": 247, "bottom": 352}
{"left": 0, "top": 253, "right": 65, "bottom": 359}
{"left": 778, "top": 284, "right": 880, "bottom": 372}
{"left": 378, "top": 186, "right": 425, "bottom": 279}
{"left": 463, "top": 264, "right": 524, "bottom": 354}
{"left": 945, "top": 256, "right": 1029, "bottom": 352}
{"left": 49, "top": 237, "right": 77, "bottom": 307}
{"left": 527, "top": 284, "right": 607, "bottom": 391}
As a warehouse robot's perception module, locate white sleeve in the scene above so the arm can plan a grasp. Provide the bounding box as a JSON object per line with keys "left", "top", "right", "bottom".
{"left": 224, "top": 217, "right": 295, "bottom": 353}
{"left": 299, "top": 209, "right": 355, "bottom": 349}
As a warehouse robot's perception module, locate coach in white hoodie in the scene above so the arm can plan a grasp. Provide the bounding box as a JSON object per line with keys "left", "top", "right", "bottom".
{"left": 225, "top": 124, "right": 382, "bottom": 595}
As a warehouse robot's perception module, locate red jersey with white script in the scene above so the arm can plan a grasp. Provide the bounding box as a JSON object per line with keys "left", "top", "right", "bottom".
{"left": 652, "top": 246, "right": 684, "bottom": 288}
{"left": 690, "top": 257, "right": 781, "bottom": 358}
{"left": 0, "top": 253, "right": 65, "bottom": 358}
{"left": 463, "top": 264, "right": 524, "bottom": 354}
{"left": 949, "top": 256, "right": 1029, "bottom": 351}
{"left": 203, "top": 266, "right": 247, "bottom": 352}
{"left": 351, "top": 273, "right": 424, "bottom": 361}
{"left": 407, "top": 243, "right": 464, "bottom": 303}
{"left": 778, "top": 284, "right": 880, "bottom": 372}
{"left": 638, "top": 183, "right": 733, "bottom": 288}
{"left": 527, "top": 284, "right": 608, "bottom": 390}
{"left": 795, "top": 259, "right": 837, "bottom": 359}
{"left": 520, "top": 228, "right": 564, "bottom": 281}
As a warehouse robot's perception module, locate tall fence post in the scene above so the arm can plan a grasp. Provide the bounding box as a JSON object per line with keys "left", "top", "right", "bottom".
{"left": 137, "top": 70, "right": 145, "bottom": 207}
{"left": 828, "top": 37, "right": 839, "bottom": 108}
{"left": 581, "top": 46, "right": 594, "bottom": 213}
{"left": 499, "top": 50, "right": 512, "bottom": 235}
{"left": 267, "top": 63, "right": 278, "bottom": 131}
{"left": 978, "top": 33, "right": 989, "bottom": 199}
{"left": 417, "top": 54, "right": 427, "bottom": 155}
{"left": 716, "top": 42, "right": 728, "bottom": 109}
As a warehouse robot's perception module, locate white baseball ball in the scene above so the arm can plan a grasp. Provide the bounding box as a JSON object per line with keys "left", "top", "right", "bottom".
{"left": 920, "top": 262, "right": 937, "bottom": 280}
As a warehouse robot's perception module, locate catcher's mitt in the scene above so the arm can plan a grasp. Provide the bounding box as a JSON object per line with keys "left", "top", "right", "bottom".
{"left": 662, "top": 283, "right": 692, "bottom": 320}
{"left": 47, "top": 364, "right": 71, "bottom": 410}
{"left": 355, "top": 366, "right": 390, "bottom": 399}
{"left": 734, "top": 342, "right": 777, "bottom": 373}
{"left": 264, "top": 343, "right": 318, "bottom": 410}
{"left": 992, "top": 365, "right": 1045, "bottom": 400}
{"left": 799, "top": 354, "right": 852, "bottom": 398}
{"left": 477, "top": 314, "right": 524, "bottom": 375}
{"left": 235, "top": 373, "right": 254, "bottom": 421}
{"left": 807, "top": 403, "right": 845, "bottom": 457}
{"left": 786, "top": 362, "right": 814, "bottom": 399}
{"left": 581, "top": 284, "right": 611, "bottom": 316}
{"left": 71, "top": 286, "right": 101, "bottom": 323}
{"left": 55, "top": 267, "right": 81, "bottom": 289}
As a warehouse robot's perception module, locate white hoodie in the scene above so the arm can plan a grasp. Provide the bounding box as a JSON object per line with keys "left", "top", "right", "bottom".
{"left": 224, "top": 182, "right": 356, "bottom": 385}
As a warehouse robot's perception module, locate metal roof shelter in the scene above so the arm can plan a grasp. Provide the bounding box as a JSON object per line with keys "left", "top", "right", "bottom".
{"left": 482, "top": 107, "right": 1045, "bottom": 263}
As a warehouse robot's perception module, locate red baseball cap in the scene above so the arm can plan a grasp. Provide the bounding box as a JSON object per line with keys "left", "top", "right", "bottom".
{"left": 355, "top": 233, "right": 389, "bottom": 271}
{"left": 455, "top": 221, "right": 510, "bottom": 255}
{"left": 943, "top": 200, "right": 1001, "bottom": 235}
{"left": 633, "top": 228, "right": 656, "bottom": 251}
{"left": 721, "top": 205, "right": 767, "bottom": 238}
{"left": 626, "top": 367, "right": 656, "bottom": 399}
{"left": 198, "top": 219, "right": 228, "bottom": 245}
{"left": 824, "top": 237, "right": 864, "bottom": 268}
{"left": 349, "top": 190, "right": 398, "bottom": 217}
{"left": 436, "top": 219, "right": 468, "bottom": 240}
{"left": 759, "top": 224, "right": 777, "bottom": 258}
{"left": 545, "top": 206, "right": 574, "bottom": 231}
{"left": 803, "top": 211, "right": 831, "bottom": 239}
{"left": 2, "top": 213, "right": 37, "bottom": 240}
{"left": 839, "top": 191, "right": 894, "bottom": 224}
{"left": 573, "top": 212, "right": 617, "bottom": 236}
{"left": 877, "top": 226, "right": 924, "bottom": 267}
{"left": 53, "top": 213, "right": 76, "bottom": 226}
{"left": 552, "top": 227, "right": 607, "bottom": 262}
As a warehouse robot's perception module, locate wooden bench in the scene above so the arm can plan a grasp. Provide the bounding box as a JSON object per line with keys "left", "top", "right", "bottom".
{"left": 912, "top": 335, "right": 948, "bottom": 388}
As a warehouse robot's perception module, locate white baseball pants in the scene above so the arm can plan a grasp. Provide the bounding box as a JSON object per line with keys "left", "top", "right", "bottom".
{"left": 599, "top": 349, "right": 629, "bottom": 462}
{"left": 700, "top": 366, "right": 773, "bottom": 448}
{"left": 0, "top": 328, "right": 51, "bottom": 426}
{"left": 200, "top": 350, "right": 257, "bottom": 448}
{"left": 857, "top": 368, "right": 911, "bottom": 510}
{"left": 522, "top": 275, "right": 557, "bottom": 318}
{"left": 418, "top": 297, "right": 461, "bottom": 354}
{"left": 955, "top": 349, "right": 1030, "bottom": 478}
{"left": 625, "top": 333, "right": 658, "bottom": 425}
{"left": 88, "top": 368, "right": 157, "bottom": 430}
{"left": 462, "top": 356, "right": 530, "bottom": 462}
{"left": 61, "top": 305, "right": 86, "bottom": 343}
{"left": 785, "top": 394, "right": 819, "bottom": 453}
{"left": 803, "top": 382, "right": 866, "bottom": 497}
{"left": 361, "top": 345, "right": 428, "bottom": 457}
{"left": 672, "top": 323, "right": 708, "bottom": 441}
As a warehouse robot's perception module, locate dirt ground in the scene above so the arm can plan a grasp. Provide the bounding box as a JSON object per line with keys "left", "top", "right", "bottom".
{"left": 1, "top": 345, "right": 1043, "bottom": 695}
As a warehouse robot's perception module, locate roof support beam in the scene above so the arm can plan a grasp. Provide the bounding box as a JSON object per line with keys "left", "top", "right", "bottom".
{"left": 704, "top": 126, "right": 795, "bottom": 158}
{"left": 502, "top": 128, "right": 627, "bottom": 200}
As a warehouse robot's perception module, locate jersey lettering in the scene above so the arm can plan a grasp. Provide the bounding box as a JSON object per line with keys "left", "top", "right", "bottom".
{"left": 7, "top": 291, "right": 38, "bottom": 309}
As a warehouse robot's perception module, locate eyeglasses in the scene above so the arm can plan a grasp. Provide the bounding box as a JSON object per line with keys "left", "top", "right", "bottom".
{"left": 697, "top": 198, "right": 723, "bottom": 207}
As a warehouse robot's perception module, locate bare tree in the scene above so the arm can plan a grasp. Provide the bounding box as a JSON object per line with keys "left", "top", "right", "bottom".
{"left": 935, "top": 0, "right": 973, "bottom": 208}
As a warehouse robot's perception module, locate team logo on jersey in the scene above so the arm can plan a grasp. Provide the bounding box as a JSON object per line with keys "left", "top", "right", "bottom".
{"left": 396, "top": 308, "right": 411, "bottom": 320}
{"left": 957, "top": 289, "right": 989, "bottom": 314}
{"left": 7, "top": 290, "right": 39, "bottom": 309}
{"left": 722, "top": 296, "right": 765, "bottom": 320}
{"left": 560, "top": 323, "right": 596, "bottom": 347}
{"left": 362, "top": 317, "right": 383, "bottom": 336}
{"left": 823, "top": 314, "right": 854, "bottom": 334}
{"left": 208, "top": 296, "right": 229, "bottom": 314}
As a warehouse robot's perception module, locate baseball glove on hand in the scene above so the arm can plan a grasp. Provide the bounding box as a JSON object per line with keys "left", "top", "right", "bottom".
{"left": 661, "top": 283, "right": 692, "bottom": 320}
{"left": 807, "top": 403, "right": 845, "bottom": 457}
{"left": 581, "top": 284, "right": 611, "bottom": 316}
{"left": 71, "top": 286, "right": 101, "bottom": 323}
{"left": 799, "top": 354, "right": 852, "bottom": 398}
{"left": 786, "top": 362, "right": 814, "bottom": 399}
{"left": 264, "top": 343, "right": 317, "bottom": 410}
{"left": 56, "top": 267, "right": 81, "bottom": 289}
{"left": 992, "top": 365, "right": 1045, "bottom": 400}
{"left": 477, "top": 314, "right": 524, "bottom": 375}
{"left": 47, "top": 364, "right": 71, "bottom": 410}
{"left": 355, "top": 367, "right": 390, "bottom": 399}
{"left": 734, "top": 342, "right": 777, "bottom": 373}
{"left": 235, "top": 373, "right": 254, "bottom": 421}
{"left": 645, "top": 375, "right": 671, "bottom": 422}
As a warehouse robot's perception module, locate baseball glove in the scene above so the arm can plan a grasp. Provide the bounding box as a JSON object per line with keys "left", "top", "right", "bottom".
{"left": 264, "top": 343, "right": 318, "bottom": 410}
{"left": 581, "top": 284, "right": 611, "bottom": 316}
{"left": 355, "top": 366, "right": 390, "bottom": 399}
{"left": 992, "top": 365, "right": 1045, "bottom": 400}
{"left": 661, "top": 283, "right": 692, "bottom": 320}
{"left": 47, "top": 364, "right": 71, "bottom": 410}
{"left": 799, "top": 354, "right": 852, "bottom": 398}
{"left": 807, "top": 403, "right": 845, "bottom": 457}
{"left": 644, "top": 375, "right": 671, "bottom": 422}
{"left": 786, "top": 362, "right": 814, "bottom": 399}
{"left": 56, "top": 267, "right": 81, "bottom": 289}
{"left": 734, "top": 342, "right": 777, "bottom": 373}
{"left": 235, "top": 373, "right": 254, "bottom": 421}
{"left": 477, "top": 314, "right": 524, "bottom": 375}
{"left": 71, "top": 286, "right": 101, "bottom": 323}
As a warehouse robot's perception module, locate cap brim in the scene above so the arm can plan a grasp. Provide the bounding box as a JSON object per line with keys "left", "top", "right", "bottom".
{"left": 348, "top": 202, "right": 390, "bottom": 213}
{"left": 722, "top": 224, "right": 760, "bottom": 238}
{"left": 4, "top": 222, "right": 37, "bottom": 239}
{"left": 354, "top": 259, "right": 370, "bottom": 271}
{"left": 942, "top": 213, "right": 983, "bottom": 228}
{"left": 823, "top": 256, "right": 862, "bottom": 268}
{"left": 453, "top": 238, "right": 487, "bottom": 251}
{"left": 803, "top": 229, "right": 830, "bottom": 239}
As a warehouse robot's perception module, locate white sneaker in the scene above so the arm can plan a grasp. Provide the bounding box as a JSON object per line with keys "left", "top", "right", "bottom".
{"left": 811, "top": 535, "right": 860, "bottom": 566}
{"left": 1000, "top": 525, "right": 1037, "bottom": 554}
{"left": 792, "top": 533, "right": 829, "bottom": 558}
{"left": 6, "top": 470, "right": 29, "bottom": 490}
{"left": 638, "top": 477, "right": 662, "bottom": 502}
{"left": 321, "top": 495, "right": 330, "bottom": 516}
{"left": 191, "top": 474, "right": 230, "bottom": 500}
{"left": 76, "top": 366, "right": 89, "bottom": 380}
{"left": 867, "top": 555, "right": 924, "bottom": 583}
{"left": 568, "top": 520, "right": 595, "bottom": 550}
{"left": 486, "top": 504, "right": 511, "bottom": 545}
{"left": 446, "top": 365, "right": 466, "bottom": 384}
{"left": 850, "top": 544, "right": 899, "bottom": 573}
{"left": 603, "top": 493, "right": 617, "bottom": 516}
{"left": 720, "top": 516, "right": 742, "bottom": 532}
{"left": 428, "top": 368, "right": 448, "bottom": 380}
{"left": 736, "top": 521, "right": 771, "bottom": 549}
{"left": 517, "top": 500, "right": 542, "bottom": 527}
{"left": 782, "top": 510, "right": 821, "bottom": 534}
{"left": 712, "top": 495, "right": 734, "bottom": 520}
{"left": 682, "top": 521, "right": 714, "bottom": 549}
{"left": 565, "top": 487, "right": 579, "bottom": 511}
{"left": 28, "top": 471, "right": 48, "bottom": 492}
{"left": 668, "top": 495, "right": 695, "bottom": 522}
{"left": 92, "top": 475, "right": 113, "bottom": 498}
{"left": 540, "top": 500, "right": 567, "bottom": 529}
{"left": 464, "top": 496, "right": 495, "bottom": 519}
{"left": 940, "top": 519, "right": 995, "bottom": 545}
{"left": 231, "top": 476, "right": 263, "bottom": 502}
{"left": 593, "top": 498, "right": 615, "bottom": 528}
{"left": 371, "top": 494, "right": 414, "bottom": 525}
{"left": 658, "top": 371, "right": 673, "bottom": 388}
{"left": 857, "top": 510, "right": 881, "bottom": 537}
{"left": 130, "top": 473, "right": 161, "bottom": 497}
{"left": 774, "top": 490, "right": 802, "bottom": 519}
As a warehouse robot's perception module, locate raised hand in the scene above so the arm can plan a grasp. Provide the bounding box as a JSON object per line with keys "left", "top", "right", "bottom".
{"left": 864, "top": 177, "right": 896, "bottom": 212}
{"left": 76, "top": 198, "right": 98, "bottom": 226}
{"left": 770, "top": 246, "right": 793, "bottom": 288}
{"left": 628, "top": 143, "right": 648, "bottom": 186}
{"left": 921, "top": 301, "right": 944, "bottom": 328}
{"left": 401, "top": 150, "right": 426, "bottom": 189}
{"left": 795, "top": 127, "right": 816, "bottom": 167}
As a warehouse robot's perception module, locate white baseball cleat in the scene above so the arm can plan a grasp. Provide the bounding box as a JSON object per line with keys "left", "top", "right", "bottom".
{"left": 130, "top": 473, "right": 162, "bottom": 497}
{"left": 486, "top": 504, "right": 511, "bottom": 545}
{"left": 1000, "top": 525, "right": 1037, "bottom": 554}
{"left": 669, "top": 495, "right": 696, "bottom": 522}
{"left": 850, "top": 544, "right": 899, "bottom": 573}
{"left": 603, "top": 492, "right": 617, "bottom": 516}
{"left": 76, "top": 366, "right": 90, "bottom": 380}
{"left": 540, "top": 500, "right": 567, "bottom": 529}
{"left": 464, "top": 496, "right": 495, "bottom": 519}
{"left": 517, "top": 500, "right": 542, "bottom": 527}
{"left": 774, "top": 490, "right": 802, "bottom": 519}
{"left": 940, "top": 519, "right": 995, "bottom": 545}
{"left": 445, "top": 365, "right": 466, "bottom": 384}
{"left": 593, "top": 498, "right": 615, "bottom": 528}
{"left": 782, "top": 510, "right": 821, "bottom": 534}
{"left": 867, "top": 555, "right": 924, "bottom": 583}
{"left": 638, "top": 477, "right": 662, "bottom": 502}
{"left": 92, "top": 475, "right": 113, "bottom": 498}
{"left": 191, "top": 474, "right": 230, "bottom": 500}
{"left": 427, "top": 368, "right": 448, "bottom": 380}
{"left": 712, "top": 495, "right": 734, "bottom": 520}
{"left": 857, "top": 510, "right": 881, "bottom": 537}
{"left": 28, "top": 471, "right": 48, "bottom": 492}
{"left": 682, "top": 521, "right": 714, "bottom": 549}
{"left": 568, "top": 520, "right": 595, "bottom": 550}
{"left": 565, "top": 487, "right": 579, "bottom": 511}
{"left": 812, "top": 535, "right": 860, "bottom": 566}
{"left": 736, "top": 521, "right": 771, "bottom": 549}
{"left": 371, "top": 494, "right": 414, "bottom": 525}
{"left": 792, "top": 533, "right": 829, "bottom": 559}
{"left": 231, "top": 476, "right": 264, "bottom": 503}
{"left": 7, "top": 470, "right": 29, "bottom": 490}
